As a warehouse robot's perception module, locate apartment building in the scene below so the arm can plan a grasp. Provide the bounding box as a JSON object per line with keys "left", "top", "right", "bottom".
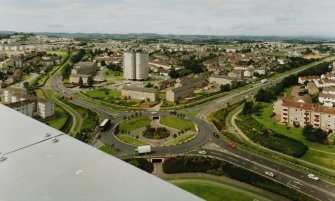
{"left": 121, "top": 86, "right": 158, "bottom": 102}
{"left": 123, "top": 51, "right": 149, "bottom": 80}
{"left": 3, "top": 88, "right": 54, "bottom": 119}
{"left": 69, "top": 61, "right": 96, "bottom": 84}
{"left": 274, "top": 98, "right": 335, "bottom": 132}
{"left": 166, "top": 85, "right": 194, "bottom": 103}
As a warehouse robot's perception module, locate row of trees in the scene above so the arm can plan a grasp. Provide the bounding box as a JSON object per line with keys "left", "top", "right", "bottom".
{"left": 219, "top": 81, "right": 246, "bottom": 92}
{"left": 274, "top": 57, "right": 317, "bottom": 73}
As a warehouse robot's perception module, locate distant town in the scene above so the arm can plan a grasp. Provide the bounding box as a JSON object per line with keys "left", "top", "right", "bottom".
{"left": 1, "top": 32, "right": 335, "bottom": 201}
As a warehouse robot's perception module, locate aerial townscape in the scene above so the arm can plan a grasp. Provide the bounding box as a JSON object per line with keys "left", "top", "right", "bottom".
{"left": 1, "top": 1, "right": 335, "bottom": 201}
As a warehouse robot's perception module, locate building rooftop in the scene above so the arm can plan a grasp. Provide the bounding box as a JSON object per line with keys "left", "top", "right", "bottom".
{"left": 122, "top": 86, "right": 158, "bottom": 93}
{"left": 0, "top": 104, "right": 201, "bottom": 201}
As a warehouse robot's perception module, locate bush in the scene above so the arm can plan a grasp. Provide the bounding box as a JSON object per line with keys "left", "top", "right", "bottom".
{"left": 236, "top": 115, "right": 308, "bottom": 157}
{"left": 210, "top": 100, "right": 245, "bottom": 130}
{"left": 143, "top": 127, "right": 170, "bottom": 139}
{"left": 124, "top": 158, "right": 153, "bottom": 173}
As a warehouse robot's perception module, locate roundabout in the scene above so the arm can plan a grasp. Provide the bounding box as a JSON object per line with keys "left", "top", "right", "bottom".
{"left": 112, "top": 113, "right": 198, "bottom": 147}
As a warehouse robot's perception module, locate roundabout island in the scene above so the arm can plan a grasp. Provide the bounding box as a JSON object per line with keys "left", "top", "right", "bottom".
{"left": 113, "top": 113, "right": 198, "bottom": 147}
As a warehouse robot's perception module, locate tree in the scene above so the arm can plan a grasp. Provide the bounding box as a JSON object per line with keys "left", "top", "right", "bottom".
{"left": 169, "top": 69, "right": 179, "bottom": 78}
{"left": 220, "top": 84, "right": 231, "bottom": 92}
{"left": 79, "top": 77, "right": 83, "bottom": 87}
{"left": 87, "top": 76, "right": 94, "bottom": 88}
{"left": 61, "top": 63, "right": 72, "bottom": 79}
{"left": 302, "top": 125, "right": 328, "bottom": 144}
{"left": 23, "top": 81, "right": 29, "bottom": 90}
{"left": 242, "top": 101, "right": 254, "bottom": 115}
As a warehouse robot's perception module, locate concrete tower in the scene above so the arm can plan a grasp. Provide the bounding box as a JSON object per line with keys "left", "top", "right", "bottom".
{"left": 123, "top": 51, "right": 136, "bottom": 80}
{"left": 123, "top": 51, "right": 149, "bottom": 80}
{"left": 135, "top": 52, "right": 149, "bottom": 80}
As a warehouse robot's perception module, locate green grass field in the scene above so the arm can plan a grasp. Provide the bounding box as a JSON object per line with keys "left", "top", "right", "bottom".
{"left": 84, "top": 88, "right": 121, "bottom": 99}
{"left": 173, "top": 181, "right": 266, "bottom": 201}
{"left": 47, "top": 50, "right": 68, "bottom": 58}
{"left": 98, "top": 145, "right": 117, "bottom": 155}
{"left": 46, "top": 106, "right": 69, "bottom": 130}
{"left": 118, "top": 134, "right": 147, "bottom": 146}
{"left": 165, "top": 132, "right": 196, "bottom": 146}
{"left": 102, "top": 69, "right": 124, "bottom": 81}
{"left": 160, "top": 116, "right": 195, "bottom": 131}
{"left": 118, "top": 117, "right": 151, "bottom": 132}
{"left": 254, "top": 101, "right": 335, "bottom": 169}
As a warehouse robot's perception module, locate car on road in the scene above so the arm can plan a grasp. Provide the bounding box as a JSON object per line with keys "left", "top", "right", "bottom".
{"left": 307, "top": 174, "right": 319, "bottom": 181}
{"left": 198, "top": 150, "right": 207, "bottom": 155}
{"left": 62, "top": 90, "right": 66, "bottom": 93}
{"left": 151, "top": 111, "right": 157, "bottom": 114}
{"left": 265, "top": 171, "right": 275, "bottom": 177}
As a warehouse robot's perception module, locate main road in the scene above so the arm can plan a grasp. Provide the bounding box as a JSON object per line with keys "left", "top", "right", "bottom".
{"left": 48, "top": 56, "right": 335, "bottom": 201}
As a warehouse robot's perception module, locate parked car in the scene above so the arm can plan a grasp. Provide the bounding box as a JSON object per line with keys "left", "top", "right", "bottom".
{"left": 213, "top": 133, "right": 219, "bottom": 138}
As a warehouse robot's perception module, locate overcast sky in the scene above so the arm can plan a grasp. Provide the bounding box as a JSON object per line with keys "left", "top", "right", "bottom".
{"left": 0, "top": 0, "right": 334, "bottom": 36}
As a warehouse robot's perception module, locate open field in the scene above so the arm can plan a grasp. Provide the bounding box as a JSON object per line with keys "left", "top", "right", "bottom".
{"left": 84, "top": 88, "right": 121, "bottom": 99}
{"left": 171, "top": 180, "right": 271, "bottom": 201}
{"left": 160, "top": 116, "right": 195, "bottom": 131}
{"left": 47, "top": 50, "right": 68, "bottom": 58}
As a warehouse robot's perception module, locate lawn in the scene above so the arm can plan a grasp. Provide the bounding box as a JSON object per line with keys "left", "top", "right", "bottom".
{"left": 301, "top": 150, "right": 335, "bottom": 170}
{"left": 173, "top": 181, "right": 264, "bottom": 201}
{"left": 98, "top": 145, "right": 117, "bottom": 155}
{"left": 84, "top": 88, "right": 121, "bottom": 99}
{"left": 165, "top": 132, "right": 196, "bottom": 146}
{"left": 253, "top": 101, "right": 335, "bottom": 169}
{"left": 46, "top": 106, "right": 69, "bottom": 130}
{"left": 102, "top": 69, "right": 124, "bottom": 81}
{"left": 118, "top": 117, "right": 151, "bottom": 132}
{"left": 118, "top": 134, "right": 147, "bottom": 146}
{"left": 284, "top": 86, "right": 293, "bottom": 97}
{"left": 47, "top": 50, "right": 68, "bottom": 58}
{"left": 186, "top": 108, "right": 203, "bottom": 116}
{"left": 160, "top": 116, "right": 195, "bottom": 131}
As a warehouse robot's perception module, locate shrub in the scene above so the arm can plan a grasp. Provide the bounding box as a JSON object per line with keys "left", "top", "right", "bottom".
{"left": 124, "top": 158, "right": 153, "bottom": 173}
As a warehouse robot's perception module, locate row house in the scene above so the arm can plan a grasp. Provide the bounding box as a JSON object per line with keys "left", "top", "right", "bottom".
{"left": 314, "top": 79, "right": 335, "bottom": 88}
{"left": 298, "top": 76, "right": 320, "bottom": 84}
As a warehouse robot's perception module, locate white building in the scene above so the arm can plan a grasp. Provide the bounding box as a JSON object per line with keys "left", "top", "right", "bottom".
{"left": 136, "top": 52, "right": 149, "bottom": 80}
{"left": 6, "top": 100, "right": 35, "bottom": 118}
{"left": 123, "top": 51, "right": 149, "bottom": 80}
{"left": 36, "top": 99, "right": 55, "bottom": 119}
{"left": 3, "top": 88, "right": 54, "bottom": 119}
{"left": 123, "top": 52, "right": 136, "bottom": 80}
